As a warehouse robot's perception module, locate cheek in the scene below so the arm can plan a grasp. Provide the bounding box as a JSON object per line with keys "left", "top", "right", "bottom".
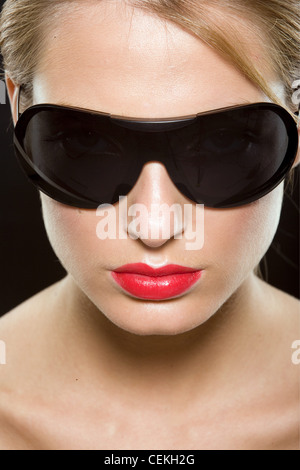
{"left": 41, "top": 196, "right": 104, "bottom": 273}
{"left": 204, "top": 184, "right": 284, "bottom": 277}
{"left": 41, "top": 195, "right": 132, "bottom": 279}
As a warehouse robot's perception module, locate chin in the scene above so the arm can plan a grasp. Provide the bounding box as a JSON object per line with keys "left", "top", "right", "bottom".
{"left": 98, "top": 297, "right": 212, "bottom": 337}
{"left": 111, "top": 321, "right": 201, "bottom": 337}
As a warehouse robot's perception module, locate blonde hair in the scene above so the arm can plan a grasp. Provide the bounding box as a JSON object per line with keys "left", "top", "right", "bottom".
{"left": 0, "top": 0, "right": 299, "bottom": 115}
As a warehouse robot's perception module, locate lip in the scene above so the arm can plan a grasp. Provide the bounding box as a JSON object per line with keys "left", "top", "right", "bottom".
{"left": 111, "top": 263, "right": 203, "bottom": 300}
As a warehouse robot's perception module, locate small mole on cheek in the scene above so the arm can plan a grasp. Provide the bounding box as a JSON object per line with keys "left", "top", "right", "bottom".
{"left": 77, "top": 210, "right": 83, "bottom": 215}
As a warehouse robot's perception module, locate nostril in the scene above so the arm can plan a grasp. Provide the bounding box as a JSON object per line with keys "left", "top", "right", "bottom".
{"left": 126, "top": 200, "right": 185, "bottom": 248}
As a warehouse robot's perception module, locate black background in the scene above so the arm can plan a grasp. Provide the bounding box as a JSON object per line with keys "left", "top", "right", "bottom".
{"left": 0, "top": 0, "right": 299, "bottom": 316}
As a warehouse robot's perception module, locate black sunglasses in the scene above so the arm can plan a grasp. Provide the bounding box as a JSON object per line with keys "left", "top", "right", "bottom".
{"left": 13, "top": 100, "right": 299, "bottom": 209}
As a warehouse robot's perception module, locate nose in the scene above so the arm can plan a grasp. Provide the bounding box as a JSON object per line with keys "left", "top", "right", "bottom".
{"left": 124, "top": 162, "right": 186, "bottom": 248}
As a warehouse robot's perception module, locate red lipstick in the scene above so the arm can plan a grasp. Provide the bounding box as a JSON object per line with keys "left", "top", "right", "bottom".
{"left": 111, "top": 263, "right": 202, "bottom": 300}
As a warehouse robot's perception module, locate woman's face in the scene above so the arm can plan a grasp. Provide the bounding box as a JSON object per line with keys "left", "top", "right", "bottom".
{"left": 30, "top": 2, "right": 288, "bottom": 335}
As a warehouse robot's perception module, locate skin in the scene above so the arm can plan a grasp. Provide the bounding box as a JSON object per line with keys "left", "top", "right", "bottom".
{"left": 0, "top": 1, "right": 300, "bottom": 450}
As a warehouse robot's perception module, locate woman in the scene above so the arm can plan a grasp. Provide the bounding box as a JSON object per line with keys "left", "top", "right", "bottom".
{"left": 0, "top": 0, "right": 299, "bottom": 450}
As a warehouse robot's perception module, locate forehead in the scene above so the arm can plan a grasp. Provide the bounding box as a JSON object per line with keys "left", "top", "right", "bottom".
{"left": 33, "top": 1, "right": 280, "bottom": 117}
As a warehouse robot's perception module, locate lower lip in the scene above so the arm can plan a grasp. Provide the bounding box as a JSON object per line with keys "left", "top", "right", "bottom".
{"left": 111, "top": 270, "right": 202, "bottom": 300}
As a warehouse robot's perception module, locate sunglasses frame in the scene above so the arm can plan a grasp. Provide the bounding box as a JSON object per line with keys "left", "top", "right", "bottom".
{"left": 14, "top": 90, "right": 299, "bottom": 209}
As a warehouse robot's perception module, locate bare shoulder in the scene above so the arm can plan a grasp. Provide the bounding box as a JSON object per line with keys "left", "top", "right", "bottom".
{"left": 256, "top": 280, "right": 300, "bottom": 450}
{"left": 0, "top": 277, "right": 67, "bottom": 377}
{"left": 0, "top": 279, "right": 66, "bottom": 450}
{"left": 257, "top": 277, "right": 300, "bottom": 323}
{"left": 0, "top": 277, "right": 68, "bottom": 348}
{"left": 259, "top": 279, "right": 300, "bottom": 371}
{"left": 0, "top": 280, "right": 63, "bottom": 372}
{"left": 0, "top": 277, "right": 66, "bottom": 324}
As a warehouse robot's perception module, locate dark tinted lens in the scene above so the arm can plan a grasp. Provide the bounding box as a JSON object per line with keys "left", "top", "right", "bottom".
{"left": 22, "top": 108, "right": 140, "bottom": 205}
{"left": 166, "top": 105, "right": 296, "bottom": 207}
{"left": 14, "top": 103, "right": 298, "bottom": 209}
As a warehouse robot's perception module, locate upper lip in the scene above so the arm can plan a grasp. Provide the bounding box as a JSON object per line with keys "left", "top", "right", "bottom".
{"left": 113, "top": 263, "right": 201, "bottom": 277}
